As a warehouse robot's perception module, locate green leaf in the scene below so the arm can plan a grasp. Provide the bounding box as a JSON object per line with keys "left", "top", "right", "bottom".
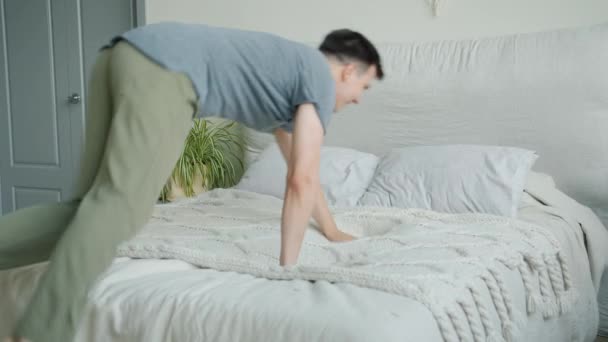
{"left": 160, "top": 119, "right": 245, "bottom": 200}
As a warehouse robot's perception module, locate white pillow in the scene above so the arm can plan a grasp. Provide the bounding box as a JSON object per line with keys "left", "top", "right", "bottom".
{"left": 235, "top": 143, "right": 379, "bottom": 206}
{"left": 358, "top": 145, "right": 538, "bottom": 217}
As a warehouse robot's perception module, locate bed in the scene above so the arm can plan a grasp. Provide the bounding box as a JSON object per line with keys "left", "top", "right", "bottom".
{"left": 1, "top": 21, "right": 607, "bottom": 342}
{"left": 0, "top": 181, "right": 604, "bottom": 342}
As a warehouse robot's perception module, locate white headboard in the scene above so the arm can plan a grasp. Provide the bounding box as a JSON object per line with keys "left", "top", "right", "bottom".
{"left": 242, "top": 22, "right": 608, "bottom": 228}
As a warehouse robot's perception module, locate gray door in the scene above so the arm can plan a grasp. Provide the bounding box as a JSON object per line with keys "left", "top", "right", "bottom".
{"left": 0, "top": 0, "right": 138, "bottom": 215}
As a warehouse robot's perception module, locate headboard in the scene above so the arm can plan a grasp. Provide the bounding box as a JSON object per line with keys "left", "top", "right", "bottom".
{"left": 240, "top": 22, "right": 608, "bottom": 228}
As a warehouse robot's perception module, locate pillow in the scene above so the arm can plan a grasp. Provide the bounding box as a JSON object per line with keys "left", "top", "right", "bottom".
{"left": 518, "top": 171, "right": 557, "bottom": 207}
{"left": 524, "top": 170, "right": 556, "bottom": 192}
{"left": 357, "top": 145, "right": 538, "bottom": 217}
{"left": 235, "top": 143, "right": 379, "bottom": 206}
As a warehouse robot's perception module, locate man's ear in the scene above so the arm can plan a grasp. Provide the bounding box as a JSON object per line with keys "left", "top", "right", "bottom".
{"left": 342, "top": 63, "right": 357, "bottom": 81}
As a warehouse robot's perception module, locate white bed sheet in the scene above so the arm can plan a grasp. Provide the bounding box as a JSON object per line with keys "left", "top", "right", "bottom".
{"left": 0, "top": 194, "right": 598, "bottom": 342}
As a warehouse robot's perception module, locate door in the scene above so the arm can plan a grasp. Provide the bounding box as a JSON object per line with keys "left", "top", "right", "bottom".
{"left": 0, "top": 0, "right": 138, "bottom": 215}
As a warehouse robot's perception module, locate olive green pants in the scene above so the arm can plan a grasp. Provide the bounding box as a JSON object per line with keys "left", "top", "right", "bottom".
{"left": 0, "top": 41, "right": 197, "bottom": 342}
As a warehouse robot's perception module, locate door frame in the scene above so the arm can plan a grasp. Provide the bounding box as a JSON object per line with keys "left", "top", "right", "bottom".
{"left": 135, "top": 0, "right": 146, "bottom": 26}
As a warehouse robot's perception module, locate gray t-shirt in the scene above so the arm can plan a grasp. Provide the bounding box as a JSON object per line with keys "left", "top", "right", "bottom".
{"left": 116, "top": 22, "right": 335, "bottom": 133}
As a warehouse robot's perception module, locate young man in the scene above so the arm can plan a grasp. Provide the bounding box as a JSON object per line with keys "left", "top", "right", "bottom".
{"left": 2, "top": 22, "right": 383, "bottom": 342}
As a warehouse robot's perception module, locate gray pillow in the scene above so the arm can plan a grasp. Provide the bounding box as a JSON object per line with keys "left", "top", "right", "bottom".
{"left": 358, "top": 145, "right": 538, "bottom": 217}
{"left": 235, "top": 143, "right": 379, "bottom": 207}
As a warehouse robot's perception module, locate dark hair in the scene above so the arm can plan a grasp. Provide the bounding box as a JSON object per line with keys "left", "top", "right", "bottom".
{"left": 319, "top": 29, "right": 384, "bottom": 80}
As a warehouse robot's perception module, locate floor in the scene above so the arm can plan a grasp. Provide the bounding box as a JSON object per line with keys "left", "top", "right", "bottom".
{"left": 597, "top": 336, "right": 608, "bottom": 342}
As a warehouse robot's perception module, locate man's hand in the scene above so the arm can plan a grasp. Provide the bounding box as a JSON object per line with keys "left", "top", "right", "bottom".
{"left": 324, "top": 229, "right": 356, "bottom": 242}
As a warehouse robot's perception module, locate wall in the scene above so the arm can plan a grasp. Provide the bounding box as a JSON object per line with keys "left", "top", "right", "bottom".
{"left": 145, "top": 0, "right": 608, "bottom": 43}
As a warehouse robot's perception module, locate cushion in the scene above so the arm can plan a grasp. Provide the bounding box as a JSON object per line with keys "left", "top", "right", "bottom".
{"left": 235, "top": 143, "right": 379, "bottom": 206}
{"left": 357, "top": 145, "right": 538, "bottom": 217}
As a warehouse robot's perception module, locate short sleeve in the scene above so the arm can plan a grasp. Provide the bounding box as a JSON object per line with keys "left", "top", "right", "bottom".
{"left": 290, "top": 52, "right": 335, "bottom": 135}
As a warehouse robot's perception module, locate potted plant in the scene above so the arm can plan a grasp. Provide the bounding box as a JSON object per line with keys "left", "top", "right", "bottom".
{"left": 160, "top": 119, "right": 245, "bottom": 202}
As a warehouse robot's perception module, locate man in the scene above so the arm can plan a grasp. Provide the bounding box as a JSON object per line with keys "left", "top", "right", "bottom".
{"left": 2, "top": 22, "right": 383, "bottom": 342}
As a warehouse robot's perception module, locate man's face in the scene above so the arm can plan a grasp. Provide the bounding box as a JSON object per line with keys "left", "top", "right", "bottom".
{"left": 333, "top": 64, "right": 377, "bottom": 112}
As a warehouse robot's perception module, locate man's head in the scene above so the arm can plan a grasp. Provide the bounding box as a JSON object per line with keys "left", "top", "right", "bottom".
{"left": 320, "top": 29, "right": 384, "bottom": 112}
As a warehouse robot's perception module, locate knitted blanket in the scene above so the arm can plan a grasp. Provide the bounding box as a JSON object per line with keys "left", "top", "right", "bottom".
{"left": 117, "top": 189, "right": 577, "bottom": 342}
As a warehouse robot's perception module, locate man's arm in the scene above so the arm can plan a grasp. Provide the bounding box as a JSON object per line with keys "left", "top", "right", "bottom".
{"left": 275, "top": 111, "right": 355, "bottom": 249}
{"left": 276, "top": 104, "right": 323, "bottom": 265}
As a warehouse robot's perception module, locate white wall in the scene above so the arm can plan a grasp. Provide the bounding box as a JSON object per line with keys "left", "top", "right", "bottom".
{"left": 145, "top": 0, "right": 608, "bottom": 43}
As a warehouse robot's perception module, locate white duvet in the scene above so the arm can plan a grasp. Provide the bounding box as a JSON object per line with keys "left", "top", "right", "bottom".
{"left": 0, "top": 186, "right": 605, "bottom": 342}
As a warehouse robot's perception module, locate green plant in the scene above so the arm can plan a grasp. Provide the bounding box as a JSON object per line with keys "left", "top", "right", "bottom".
{"left": 160, "top": 119, "right": 245, "bottom": 202}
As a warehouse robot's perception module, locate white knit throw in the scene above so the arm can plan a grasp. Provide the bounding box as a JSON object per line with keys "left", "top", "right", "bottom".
{"left": 117, "top": 189, "right": 577, "bottom": 342}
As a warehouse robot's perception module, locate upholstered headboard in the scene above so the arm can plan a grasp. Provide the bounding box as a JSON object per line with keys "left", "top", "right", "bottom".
{"left": 241, "top": 22, "right": 608, "bottom": 228}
